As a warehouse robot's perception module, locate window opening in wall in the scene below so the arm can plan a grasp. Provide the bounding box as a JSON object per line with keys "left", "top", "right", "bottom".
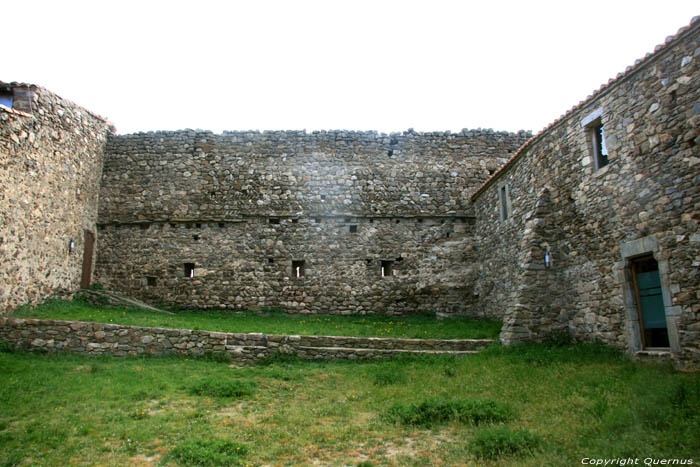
{"left": 366, "top": 259, "right": 372, "bottom": 266}
{"left": 195, "top": 223, "right": 202, "bottom": 229}
{"left": 446, "top": 232, "right": 450, "bottom": 238}
{"left": 218, "top": 222, "right": 225, "bottom": 229}
{"left": 314, "top": 218, "right": 322, "bottom": 224}
{"left": 488, "top": 169, "right": 495, "bottom": 175}
{"left": 395, "top": 219, "right": 400, "bottom": 224}
{"left": 184, "top": 263, "right": 195, "bottom": 278}
{"left": 632, "top": 256, "right": 669, "bottom": 348}
{"left": 0, "top": 88, "right": 12, "bottom": 108}
{"left": 139, "top": 223, "right": 150, "bottom": 230}
{"left": 369, "top": 219, "right": 374, "bottom": 223}
{"left": 193, "top": 235, "right": 199, "bottom": 241}
{"left": 269, "top": 218, "right": 280, "bottom": 225}
{"left": 170, "top": 223, "right": 177, "bottom": 229}
{"left": 498, "top": 184, "right": 511, "bottom": 220}
{"left": 592, "top": 122, "right": 609, "bottom": 169}
{"left": 349, "top": 225, "right": 358, "bottom": 233}
{"left": 292, "top": 218, "right": 298, "bottom": 224}
{"left": 381, "top": 260, "right": 394, "bottom": 278}
{"left": 268, "top": 258, "right": 274, "bottom": 264}
{"left": 320, "top": 195, "right": 326, "bottom": 201}
{"left": 292, "top": 260, "right": 305, "bottom": 279}
{"left": 416, "top": 218, "right": 423, "bottom": 223}
{"left": 146, "top": 277, "right": 157, "bottom": 286}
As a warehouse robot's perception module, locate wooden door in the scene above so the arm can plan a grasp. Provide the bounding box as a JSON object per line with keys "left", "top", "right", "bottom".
{"left": 81, "top": 230, "right": 95, "bottom": 289}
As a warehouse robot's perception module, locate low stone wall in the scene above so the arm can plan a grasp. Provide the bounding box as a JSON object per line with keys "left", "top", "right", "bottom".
{"left": 0, "top": 317, "right": 491, "bottom": 363}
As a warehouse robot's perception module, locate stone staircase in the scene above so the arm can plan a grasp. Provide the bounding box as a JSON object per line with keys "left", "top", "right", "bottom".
{"left": 266, "top": 334, "right": 494, "bottom": 360}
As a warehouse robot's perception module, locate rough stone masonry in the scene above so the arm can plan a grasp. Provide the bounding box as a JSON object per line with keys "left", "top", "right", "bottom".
{"left": 0, "top": 16, "right": 698, "bottom": 366}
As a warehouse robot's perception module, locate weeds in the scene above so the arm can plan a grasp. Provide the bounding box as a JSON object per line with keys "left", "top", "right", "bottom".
{"left": 168, "top": 439, "right": 248, "bottom": 466}
{"left": 469, "top": 426, "right": 541, "bottom": 459}
{"left": 188, "top": 378, "right": 257, "bottom": 398}
{"left": 385, "top": 398, "right": 513, "bottom": 427}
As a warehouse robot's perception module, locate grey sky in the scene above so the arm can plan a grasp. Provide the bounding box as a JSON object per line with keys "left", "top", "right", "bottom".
{"left": 6, "top": 1, "right": 698, "bottom": 135}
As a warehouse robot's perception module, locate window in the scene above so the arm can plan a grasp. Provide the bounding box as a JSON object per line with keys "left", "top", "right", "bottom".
{"left": 184, "top": 263, "right": 195, "bottom": 278}
{"left": 269, "top": 218, "right": 280, "bottom": 225}
{"left": 498, "top": 183, "right": 511, "bottom": 220}
{"left": 349, "top": 225, "right": 358, "bottom": 233}
{"left": 381, "top": 260, "right": 394, "bottom": 278}
{"left": 146, "top": 277, "right": 157, "bottom": 286}
{"left": 292, "top": 260, "right": 305, "bottom": 279}
{"left": 582, "top": 107, "right": 609, "bottom": 170}
{"left": 592, "top": 122, "right": 609, "bottom": 169}
{"left": 0, "top": 88, "right": 13, "bottom": 108}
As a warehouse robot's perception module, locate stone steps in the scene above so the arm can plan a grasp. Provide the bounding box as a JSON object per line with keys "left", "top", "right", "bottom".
{"left": 296, "top": 346, "right": 480, "bottom": 360}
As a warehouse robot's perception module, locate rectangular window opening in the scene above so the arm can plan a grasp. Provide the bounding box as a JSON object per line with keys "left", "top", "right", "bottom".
{"left": 292, "top": 260, "right": 305, "bottom": 279}
{"left": 498, "top": 184, "right": 511, "bottom": 220}
{"left": 184, "top": 263, "right": 195, "bottom": 278}
{"left": 269, "top": 218, "right": 280, "bottom": 225}
{"left": 592, "top": 122, "right": 609, "bottom": 169}
{"left": 146, "top": 276, "right": 157, "bottom": 287}
{"left": 0, "top": 88, "right": 13, "bottom": 108}
{"left": 381, "top": 260, "right": 394, "bottom": 278}
{"left": 349, "top": 225, "right": 358, "bottom": 233}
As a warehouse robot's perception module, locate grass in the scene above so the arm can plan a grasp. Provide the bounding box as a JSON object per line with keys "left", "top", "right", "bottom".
{"left": 0, "top": 342, "right": 698, "bottom": 466}
{"left": 10, "top": 298, "right": 502, "bottom": 339}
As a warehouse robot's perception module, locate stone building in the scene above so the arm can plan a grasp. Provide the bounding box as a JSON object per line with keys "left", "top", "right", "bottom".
{"left": 0, "top": 17, "right": 698, "bottom": 365}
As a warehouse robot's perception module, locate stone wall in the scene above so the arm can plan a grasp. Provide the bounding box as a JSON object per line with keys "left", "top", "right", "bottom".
{"left": 471, "top": 19, "right": 700, "bottom": 364}
{"left": 0, "top": 83, "right": 113, "bottom": 313}
{"left": 0, "top": 317, "right": 492, "bottom": 363}
{"left": 96, "top": 130, "right": 530, "bottom": 314}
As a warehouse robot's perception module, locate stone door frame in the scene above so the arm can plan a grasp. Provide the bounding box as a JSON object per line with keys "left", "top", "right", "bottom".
{"left": 617, "top": 235, "right": 681, "bottom": 353}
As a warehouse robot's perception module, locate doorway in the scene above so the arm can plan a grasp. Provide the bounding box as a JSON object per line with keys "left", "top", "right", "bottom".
{"left": 631, "top": 255, "right": 669, "bottom": 348}
{"left": 81, "top": 230, "right": 95, "bottom": 289}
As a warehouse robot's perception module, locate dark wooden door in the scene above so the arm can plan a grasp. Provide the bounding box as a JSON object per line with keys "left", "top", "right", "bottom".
{"left": 81, "top": 230, "right": 95, "bottom": 289}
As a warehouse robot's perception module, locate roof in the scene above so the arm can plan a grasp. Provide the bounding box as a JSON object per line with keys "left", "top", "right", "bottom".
{"left": 470, "top": 15, "right": 700, "bottom": 201}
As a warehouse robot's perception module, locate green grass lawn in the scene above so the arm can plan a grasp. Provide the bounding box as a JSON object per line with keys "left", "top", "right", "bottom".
{"left": 11, "top": 299, "right": 501, "bottom": 340}
{"left": 0, "top": 343, "right": 698, "bottom": 466}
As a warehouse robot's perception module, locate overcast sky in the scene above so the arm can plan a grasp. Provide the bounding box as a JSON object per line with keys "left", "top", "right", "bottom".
{"left": 5, "top": 1, "right": 698, "bottom": 135}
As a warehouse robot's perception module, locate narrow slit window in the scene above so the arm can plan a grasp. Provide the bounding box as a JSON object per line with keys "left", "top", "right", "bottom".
{"left": 292, "top": 260, "right": 305, "bottom": 279}
{"left": 184, "top": 263, "right": 195, "bottom": 278}
{"left": 498, "top": 184, "right": 511, "bottom": 220}
{"left": 381, "top": 260, "right": 394, "bottom": 278}
{"left": 592, "top": 122, "right": 609, "bottom": 169}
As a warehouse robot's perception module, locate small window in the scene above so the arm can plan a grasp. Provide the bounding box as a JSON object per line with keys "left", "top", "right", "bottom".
{"left": 139, "top": 223, "right": 150, "bottom": 230}
{"left": 184, "top": 263, "right": 195, "bottom": 278}
{"left": 292, "top": 260, "right": 305, "bottom": 279}
{"left": 381, "top": 260, "right": 394, "bottom": 278}
{"left": 498, "top": 184, "right": 511, "bottom": 220}
{"left": 269, "top": 218, "right": 280, "bottom": 225}
{"left": 195, "top": 223, "right": 202, "bottom": 229}
{"left": 320, "top": 195, "right": 326, "bottom": 201}
{"left": 218, "top": 222, "right": 226, "bottom": 229}
{"left": 0, "top": 89, "right": 13, "bottom": 108}
{"left": 146, "top": 277, "right": 157, "bottom": 286}
{"left": 592, "top": 122, "right": 609, "bottom": 169}
{"left": 193, "top": 234, "right": 199, "bottom": 241}
{"left": 291, "top": 218, "right": 298, "bottom": 224}
{"left": 349, "top": 225, "right": 358, "bottom": 233}
{"left": 268, "top": 257, "right": 274, "bottom": 264}
{"left": 314, "top": 218, "right": 322, "bottom": 224}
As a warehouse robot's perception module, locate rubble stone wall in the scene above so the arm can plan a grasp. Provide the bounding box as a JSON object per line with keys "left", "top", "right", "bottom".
{"left": 96, "top": 130, "right": 529, "bottom": 314}
{"left": 0, "top": 84, "right": 113, "bottom": 313}
{"left": 472, "top": 21, "right": 700, "bottom": 364}
{"left": 0, "top": 317, "right": 491, "bottom": 363}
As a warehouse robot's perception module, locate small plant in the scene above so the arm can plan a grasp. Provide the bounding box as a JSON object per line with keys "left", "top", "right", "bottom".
{"left": 198, "top": 351, "right": 233, "bottom": 364}
{"left": 257, "top": 350, "right": 302, "bottom": 366}
{"left": 371, "top": 366, "right": 406, "bottom": 386}
{"left": 188, "top": 378, "right": 257, "bottom": 398}
{"left": 89, "top": 283, "right": 105, "bottom": 291}
{"left": 169, "top": 439, "right": 248, "bottom": 466}
{"left": 469, "top": 426, "right": 541, "bottom": 459}
{"left": 0, "top": 339, "right": 15, "bottom": 354}
{"left": 385, "top": 398, "right": 513, "bottom": 427}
